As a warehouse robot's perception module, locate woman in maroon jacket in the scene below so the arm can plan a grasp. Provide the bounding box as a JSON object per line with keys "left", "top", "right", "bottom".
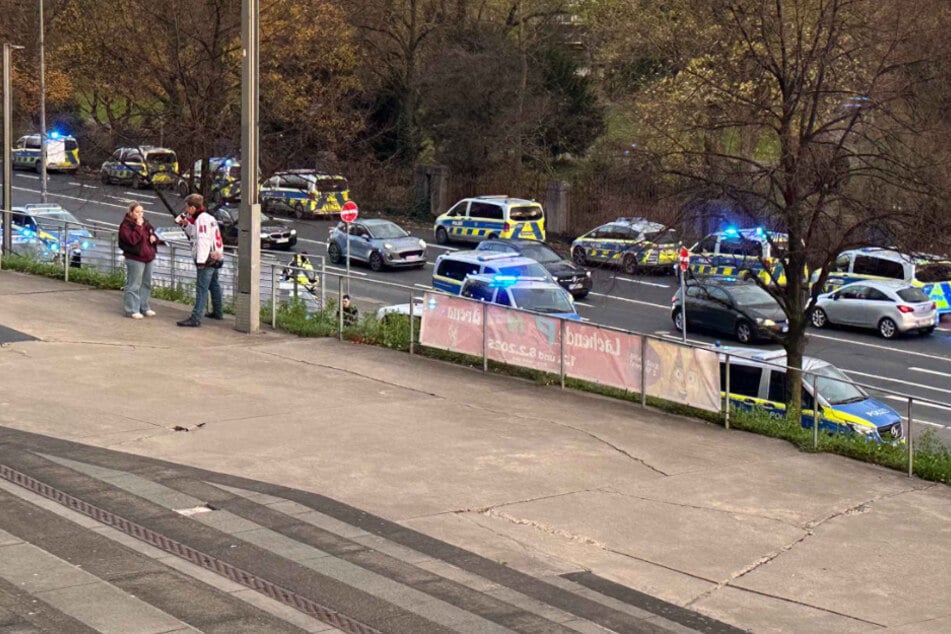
{"left": 118, "top": 202, "right": 159, "bottom": 319}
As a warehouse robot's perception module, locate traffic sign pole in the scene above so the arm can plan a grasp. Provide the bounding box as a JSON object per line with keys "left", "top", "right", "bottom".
{"left": 340, "top": 201, "right": 358, "bottom": 296}
{"left": 679, "top": 246, "right": 690, "bottom": 343}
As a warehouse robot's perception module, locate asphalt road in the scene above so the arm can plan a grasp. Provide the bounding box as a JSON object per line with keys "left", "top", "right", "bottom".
{"left": 10, "top": 170, "right": 951, "bottom": 438}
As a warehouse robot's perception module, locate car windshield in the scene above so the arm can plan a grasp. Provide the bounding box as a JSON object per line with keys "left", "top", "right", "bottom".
{"left": 315, "top": 176, "right": 348, "bottom": 192}
{"left": 897, "top": 287, "right": 930, "bottom": 303}
{"left": 644, "top": 229, "right": 678, "bottom": 245}
{"left": 727, "top": 284, "right": 778, "bottom": 306}
{"left": 367, "top": 222, "right": 408, "bottom": 239}
{"left": 508, "top": 205, "right": 543, "bottom": 221}
{"left": 146, "top": 152, "right": 176, "bottom": 164}
{"left": 517, "top": 243, "right": 561, "bottom": 263}
{"left": 915, "top": 262, "right": 951, "bottom": 283}
{"left": 33, "top": 210, "right": 81, "bottom": 230}
{"left": 511, "top": 288, "right": 574, "bottom": 314}
{"left": 813, "top": 364, "right": 868, "bottom": 405}
{"left": 498, "top": 262, "right": 549, "bottom": 278}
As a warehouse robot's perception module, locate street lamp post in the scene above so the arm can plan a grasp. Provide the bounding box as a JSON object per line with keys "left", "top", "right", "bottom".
{"left": 38, "top": 0, "right": 48, "bottom": 203}
{"left": 235, "top": 0, "right": 260, "bottom": 333}
{"left": 2, "top": 43, "right": 25, "bottom": 259}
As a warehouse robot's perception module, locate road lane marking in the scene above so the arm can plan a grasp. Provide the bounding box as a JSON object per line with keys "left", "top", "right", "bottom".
{"left": 414, "top": 284, "right": 431, "bottom": 290}
{"left": 69, "top": 182, "right": 95, "bottom": 188}
{"left": 886, "top": 397, "right": 951, "bottom": 413}
{"left": 810, "top": 332, "right": 951, "bottom": 363}
{"left": 588, "top": 292, "right": 668, "bottom": 310}
{"left": 106, "top": 195, "right": 136, "bottom": 203}
{"left": 575, "top": 301, "right": 593, "bottom": 307}
{"left": 428, "top": 244, "right": 457, "bottom": 251}
{"left": 15, "top": 174, "right": 39, "bottom": 179}
{"left": 909, "top": 367, "right": 951, "bottom": 379}
{"left": 842, "top": 369, "right": 951, "bottom": 396}
{"left": 13, "top": 185, "right": 161, "bottom": 214}
{"left": 618, "top": 277, "right": 671, "bottom": 288}
{"left": 125, "top": 191, "right": 157, "bottom": 199}
{"left": 323, "top": 266, "right": 367, "bottom": 277}
{"left": 297, "top": 238, "right": 328, "bottom": 248}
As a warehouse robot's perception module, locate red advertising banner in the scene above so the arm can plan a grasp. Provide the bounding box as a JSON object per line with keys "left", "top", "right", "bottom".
{"left": 563, "top": 322, "right": 642, "bottom": 393}
{"left": 484, "top": 305, "right": 562, "bottom": 373}
{"left": 418, "top": 293, "right": 484, "bottom": 356}
{"left": 644, "top": 339, "right": 721, "bottom": 412}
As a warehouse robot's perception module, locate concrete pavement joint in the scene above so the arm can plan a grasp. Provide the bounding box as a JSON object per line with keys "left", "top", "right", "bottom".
{"left": 601, "top": 489, "right": 807, "bottom": 529}
{"left": 458, "top": 509, "right": 588, "bottom": 572}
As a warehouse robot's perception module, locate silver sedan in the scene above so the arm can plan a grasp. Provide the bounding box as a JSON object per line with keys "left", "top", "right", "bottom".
{"left": 810, "top": 280, "right": 937, "bottom": 338}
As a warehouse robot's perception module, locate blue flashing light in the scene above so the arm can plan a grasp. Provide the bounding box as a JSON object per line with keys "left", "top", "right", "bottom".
{"left": 490, "top": 275, "right": 519, "bottom": 288}
{"left": 754, "top": 227, "right": 766, "bottom": 237}
{"left": 81, "top": 240, "right": 90, "bottom": 249}
{"left": 427, "top": 297, "right": 437, "bottom": 310}
{"left": 49, "top": 130, "right": 61, "bottom": 140}
{"left": 723, "top": 226, "right": 739, "bottom": 237}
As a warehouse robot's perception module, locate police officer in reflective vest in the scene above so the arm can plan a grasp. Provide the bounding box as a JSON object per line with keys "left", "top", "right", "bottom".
{"left": 283, "top": 251, "right": 315, "bottom": 287}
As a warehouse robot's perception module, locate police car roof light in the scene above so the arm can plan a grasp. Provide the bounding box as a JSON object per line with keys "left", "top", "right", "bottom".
{"left": 490, "top": 275, "right": 519, "bottom": 288}
{"left": 723, "top": 226, "right": 739, "bottom": 237}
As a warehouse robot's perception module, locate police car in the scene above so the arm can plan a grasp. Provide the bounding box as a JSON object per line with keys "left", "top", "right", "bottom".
{"left": 718, "top": 347, "right": 904, "bottom": 444}
{"left": 8, "top": 203, "right": 90, "bottom": 266}
{"left": 259, "top": 169, "right": 350, "bottom": 218}
{"left": 178, "top": 157, "right": 241, "bottom": 203}
{"left": 570, "top": 217, "right": 679, "bottom": 274}
{"left": 690, "top": 227, "right": 789, "bottom": 286}
{"left": 819, "top": 248, "right": 950, "bottom": 317}
{"left": 12, "top": 132, "right": 80, "bottom": 173}
{"left": 100, "top": 146, "right": 179, "bottom": 189}
{"left": 432, "top": 251, "right": 552, "bottom": 295}
{"left": 433, "top": 196, "right": 546, "bottom": 244}
{"left": 460, "top": 274, "right": 580, "bottom": 320}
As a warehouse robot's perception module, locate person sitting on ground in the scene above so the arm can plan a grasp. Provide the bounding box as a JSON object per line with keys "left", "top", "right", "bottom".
{"left": 341, "top": 294, "right": 359, "bottom": 327}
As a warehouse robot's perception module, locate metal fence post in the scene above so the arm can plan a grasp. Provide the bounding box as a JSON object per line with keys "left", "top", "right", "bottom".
{"left": 482, "top": 302, "right": 488, "bottom": 373}
{"left": 559, "top": 318, "right": 566, "bottom": 389}
{"left": 907, "top": 397, "right": 914, "bottom": 478}
{"left": 293, "top": 272, "right": 299, "bottom": 299}
{"left": 110, "top": 231, "right": 117, "bottom": 274}
{"left": 338, "top": 275, "right": 344, "bottom": 340}
{"left": 63, "top": 223, "right": 69, "bottom": 282}
{"left": 408, "top": 291, "right": 415, "bottom": 355}
{"left": 724, "top": 353, "right": 731, "bottom": 429}
{"left": 270, "top": 264, "right": 276, "bottom": 329}
{"left": 320, "top": 257, "right": 326, "bottom": 309}
{"left": 812, "top": 373, "right": 819, "bottom": 450}
{"left": 640, "top": 335, "right": 647, "bottom": 408}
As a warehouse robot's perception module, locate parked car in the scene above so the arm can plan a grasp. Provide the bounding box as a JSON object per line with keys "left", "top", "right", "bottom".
{"left": 11, "top": 203, "right": 92, "bottom": 266}
{"left": 460, "top": 273, "right": 580, "bottom": 320}
{"left": 211, "top": 203, "right": 297, "bottom": 251}
{"left": 718, "top": 347, "right": 904, "bottom": 443}
{"left": 432, "top": 251, "right": 553, "bottom": 294}
{"left": 570, "top": 217, "right": 679, "bottom": 274}
{"left": 259, "top": 169, "right": 350, "bottom": 218}
{"left": 810, "top": 280, "right": 937, "bottom": 338}
{"left": 327, "top": 219, "right": 426, "bottom": 271}
{"left": 12, "top": 132, "right": 80, "bottom": 173}
{"left": 672, "top": 277, "right": 788, "bottom": 343}
{"left": 476, "top": 238, "right": 592, "bottom": 298}
{"left": 100, "top": 145, "right": 179, "bottom": 189}
{"left": 689, "top": 226, "right": 789, "bottom": 286}
{"left": 433, "top": 196, "right": 546, "bottom": 244}
{"left": 178, "top": 157, "right": 240, "bottom": 203}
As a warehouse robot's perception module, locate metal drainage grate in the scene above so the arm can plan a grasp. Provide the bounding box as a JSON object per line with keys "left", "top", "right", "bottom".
{"left": 0, "top": 463, "right": 380, "bottom": 634}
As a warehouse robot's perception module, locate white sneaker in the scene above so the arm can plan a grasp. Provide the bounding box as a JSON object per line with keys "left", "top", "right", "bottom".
{"left": 144, "top": 310, "right": 156, "bottom": 317}
{"left": 130, "top": 312, "right": 144, "bottom": 319}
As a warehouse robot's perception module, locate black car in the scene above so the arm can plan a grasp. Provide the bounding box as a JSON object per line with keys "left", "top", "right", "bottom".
{"left": 475, "top": 238, "right": 592, "bottom": 298}
{"left": 210, "top": 203, "right": 298, "bottom": 251}
{"left": 671, "top": 277, "right": 788, "bottom": 343}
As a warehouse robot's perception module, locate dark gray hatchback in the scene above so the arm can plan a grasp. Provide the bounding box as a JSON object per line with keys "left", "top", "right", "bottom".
{"left": 671, "top": 277, "right": 789, "bottom": 343}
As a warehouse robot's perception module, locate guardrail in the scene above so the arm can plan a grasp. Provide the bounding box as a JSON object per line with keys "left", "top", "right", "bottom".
{"left": 4, "top": 216, "right": 948, "bottom": 475}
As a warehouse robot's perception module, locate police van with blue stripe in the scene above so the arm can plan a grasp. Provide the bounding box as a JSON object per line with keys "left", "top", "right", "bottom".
{"left": 690, "top": 227, "right": 789, "bottom": 286}
{"left": 12, "top": 132, "right": 80, "bottom": 173}
{"left": 433, "top": 196, "right": 546, "bottom": 245}
{"left": 818, "top": 248, "right": 951, "bottom": 317}
{"left": 432, "top": 251, "right": 553, "bottom": 295}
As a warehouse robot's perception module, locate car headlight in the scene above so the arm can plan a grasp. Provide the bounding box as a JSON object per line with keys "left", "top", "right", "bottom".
{"left": 383, "top": 242, "right": 394, "bottom": 250}
{"left": 756, "top": 318, "right": 776, "bottom": 327}
{"left": 847, "top": 422, "right": 877, "bottom": 436}
{"left": 585, "top": 270, "right": 592, "bottom": 278}
{"left": 419, "top": 239, "right": 427, "bottom": 249}
{"left": 290, "top": 229, "right": 297, "bottom": 235}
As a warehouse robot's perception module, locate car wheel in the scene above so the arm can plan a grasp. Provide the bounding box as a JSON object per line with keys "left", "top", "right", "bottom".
{"left": 672, "top": 309, "right": 684, "bottom": 332}
{"left": 487, "top": 232, "right": 499, "bottom": 239}
{"left": 878, "top": 317, "right": 898, "bottom": 339}
{"left": 178, "top": 180, "right": 191, "bottom": 198}
{"left": 369, "top": 252, "right": 384, "bottom": 272}
{"left": 572, "top": 247, "right": 587, "bottom": 265}
{"left": 328, "top": 242, "right": 342, "bottom": 264}
{"left": 131, "top": 174, "right": 142, "bottom": 189}
{"left": 574, "top": 290, "right": 590, "bottom": 300}
{"left": 100, "top": 171, "right": 110, "bottom": 185}
{"left": 810, "top": 307, "right": 828, "bottom": 328}
{"left": 622, "top": 253, "right": 639, "bottom": 275}
{"left": 919, "top": 326, "right": 935, "bottom": 336}
{"left": 293, "top": 203, "right": 305, "bottom": 219}
{"left": 735, "top": 320, "right": 754, "bottom": 344}
{"left": 435, "top": 227, "right": 449, "bottom": 245}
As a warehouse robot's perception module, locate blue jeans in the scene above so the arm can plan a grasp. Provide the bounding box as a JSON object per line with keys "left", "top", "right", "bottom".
{"left": 192, "top": 266, "right": 222, "bottom": 321}
{"left": 123, "top": 259, "right": 153, "bottom": 316}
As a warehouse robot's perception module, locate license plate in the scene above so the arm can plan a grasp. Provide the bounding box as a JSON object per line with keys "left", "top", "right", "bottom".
{"left": 405, "top": 254, "right": 419, "bottom": 260}
{"left": 918, "top": 319, "right": 933, "bottom": 327}
{"left": 274, "top": 237, "right": 288, "bottom": 243}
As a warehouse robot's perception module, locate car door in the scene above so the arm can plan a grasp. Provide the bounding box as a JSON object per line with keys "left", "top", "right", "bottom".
{"left": 834, "top": 285, "right": 869, "bottom": 325}
{"left": 706, "top": 286, "right": 736, "bottom": 334}
{"left": 106, "top": 149, "right": 123, "bottom": 178}
{"left": 683, "top": 285, "right": 710, "bottom": 329}
{"left": 444, "top": 201, "right": 469, "bottom": 240}
{"left": 348, "top": 223, "right": 372, "bottom": 261}
{"left": 857, "top": 286, "right": 891, "bottom": 328}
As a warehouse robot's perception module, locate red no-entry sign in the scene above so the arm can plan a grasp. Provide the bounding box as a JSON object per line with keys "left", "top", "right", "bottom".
{"left": 679, "top": 246, "right": 690, "bottom": 272}
{"left": 340, "top": 200, "right": 359, "bottom": 223}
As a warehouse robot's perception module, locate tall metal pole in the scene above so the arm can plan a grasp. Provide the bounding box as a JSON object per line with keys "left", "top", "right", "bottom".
{"left": 236, "top": 0, "right": 261, "bottom": 333}
{"left": 2, "top": 44, "right": 23, "bottom": 258}
{"left": 38, "top": 0, "right": 47, "bottom": 203}
{"left": 680, "top": 266, "right": 687, "bottom": 343}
